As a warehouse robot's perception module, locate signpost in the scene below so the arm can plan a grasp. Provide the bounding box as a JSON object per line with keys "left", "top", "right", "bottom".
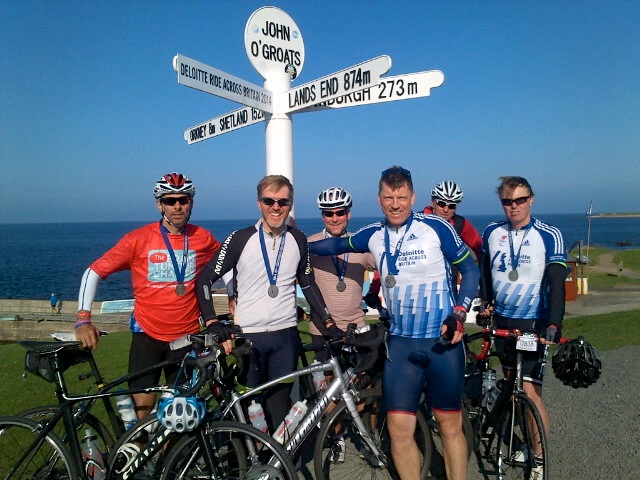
{"left": 284, "top": 56, "right": 392, "bottom": 113}
{"left": 173, "top": 6, "right": 444, "bottom": 198}
{"left": 298, "top": 70, "right": 444, "bottom": 112}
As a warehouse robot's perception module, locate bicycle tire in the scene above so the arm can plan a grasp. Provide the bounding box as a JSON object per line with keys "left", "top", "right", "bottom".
{"left": 0, "top": 415, "right": 80, "bottom": 480}
{"left": 313, "top": 389, "right": 432, "bottom": 480}
{"left": 494, "top": 393, "right": 549, "bottom": 480}
{"left": 107, "top": 415, "right": 166, "bottom": 480}
{"left": 19, "top": 404, "right": 115, "bottom": 455}
{"left": 160, "top": 420, "right": 299, "bottom": 480}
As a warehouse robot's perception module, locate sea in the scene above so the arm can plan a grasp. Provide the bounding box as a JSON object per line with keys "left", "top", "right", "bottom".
{"left": 1, "top": 214, "right": 638, "bottom": 301}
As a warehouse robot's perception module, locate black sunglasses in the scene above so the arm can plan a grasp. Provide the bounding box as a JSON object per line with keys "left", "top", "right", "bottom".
{"left": 500, "top": 195, "right": 530, "bottom": 207}
{"left": 261, "top": 197, "right": 291, "bottom": 207}
{"left": 160, "top": 196, "right": 191, "bottom": 206}
{"left": 381, "top": 166, "right": 411, "bottom": 178}
{"left": 435, "top": 200, "right": 457, "bottom": 209}
{"left": 322, "top": 209, "right": 348, "bottom": 218}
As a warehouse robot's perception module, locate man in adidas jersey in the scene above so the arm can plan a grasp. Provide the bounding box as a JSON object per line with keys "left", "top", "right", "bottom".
{"left": 310, "top": 166, "right": 479, "bottom": 480}
{"left": 479, "top": 176, "right": 567, "bottom": 479}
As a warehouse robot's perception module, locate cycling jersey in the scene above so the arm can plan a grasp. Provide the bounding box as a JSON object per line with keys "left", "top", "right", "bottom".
{"left": 423, "top": 206, "right": 482, "bottom": 260}
{"left": 481, "top": 217, "right": 566, "bottom": 321}
{"left": 85, "top": 222, "right": 220, "bottom": 341}
{"left": 307, "top": 230, "right": 376, "bottom": 335}
{"left": 310, "top": 212, "right": 479, "bottom": 339}
{"left": 196, "top": 221, "right": 331, "bottom": 334}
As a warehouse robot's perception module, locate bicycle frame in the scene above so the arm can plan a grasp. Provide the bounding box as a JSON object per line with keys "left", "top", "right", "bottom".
{"left": 220, "top": 354, "right": 385, "bottom": 463}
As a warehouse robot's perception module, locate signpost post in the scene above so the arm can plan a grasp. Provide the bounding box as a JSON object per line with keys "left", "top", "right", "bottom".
{"left": 173, "top": 6, "right": 445, "bottom": 206}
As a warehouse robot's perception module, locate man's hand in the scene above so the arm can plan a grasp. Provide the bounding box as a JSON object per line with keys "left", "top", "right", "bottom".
{"left": 438, "top": 307, "right": 466, "bottom": 345}
{"left": 75, "top": 323, "right": 101, "bottom": 350}
{"left": 542, "top": 324, "right": 561, "bottom": 345}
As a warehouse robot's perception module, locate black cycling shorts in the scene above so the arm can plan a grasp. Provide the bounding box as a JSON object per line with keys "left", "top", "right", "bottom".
{"left": 128, "top": 332, "right": 191, "bottom": 389}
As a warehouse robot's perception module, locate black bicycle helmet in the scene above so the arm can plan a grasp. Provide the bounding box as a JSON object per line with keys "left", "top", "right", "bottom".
{"left": 552, "top": 336, "right": 602, "bottom": 388}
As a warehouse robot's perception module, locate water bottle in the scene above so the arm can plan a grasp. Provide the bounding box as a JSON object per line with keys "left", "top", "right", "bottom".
{"left": 115, "top": 393, "right": 137, "bottom": 430}
{"left": 248, "top": 400, "right": 268, "bottom": 434}
{"left": 481, "top": 368, "right": 497, "bottom": 408}
{"left": 273, "top": 400, "right": 308, "bottom": 444}
{"left": 311, "top": 360, "right": 327, "bottom": 393}
{"left": 486, "top": 378, "right": 504, "bottom": 412}
{"left": 81, "top": 429, "right": 106, "bottom": 480}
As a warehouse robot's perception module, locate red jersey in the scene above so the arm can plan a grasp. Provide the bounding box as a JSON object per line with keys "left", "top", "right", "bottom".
{"left": 90, "top": 222, "right": 220, "bottom": 341}
{"left": 423, "top": 206, "right": 482, "bottom": 260}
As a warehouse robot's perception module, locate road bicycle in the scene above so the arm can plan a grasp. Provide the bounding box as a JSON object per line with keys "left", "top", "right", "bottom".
{"left": 144, "top": 322, "right": 434, "bottom": 480}
{"left": 464, "top": 325, "right": 554, "bottom": 480}
{"left": 0, "top": 333, "right": 297, "bottom": 480}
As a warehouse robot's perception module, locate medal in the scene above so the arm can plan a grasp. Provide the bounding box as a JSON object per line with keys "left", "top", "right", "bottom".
{"left": 175, "top": 283, "right": 186, "bottom": 296}
{"left": 159, "top": 220, "right": 190, "bottom": 293}
{"left": 336, "top": 280, "right": 346, "bottom": 292}
{"left": 268, "top": 285, "right": 279, "bottom": 298}
{"left": 381, "top": 216, "right": 413, "bottom": 290}
{"left": 384, "top": 274, "right": 396, "bottom": 288}
{"left": 508, "top": 269, "right": 519, "bottom": 281}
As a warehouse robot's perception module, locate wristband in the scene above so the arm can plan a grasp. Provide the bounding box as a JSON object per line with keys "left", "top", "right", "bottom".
{"left": 77, "top": 310, "right": 92, "bottom": 320}
{"left": 75, "top": 320, "right": 92, "bottom": 329}
{"left": 453, "top": 306, "right": 466, "bottom": 313}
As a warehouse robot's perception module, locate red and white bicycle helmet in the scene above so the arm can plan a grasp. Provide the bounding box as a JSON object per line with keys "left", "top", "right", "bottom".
{"left": 153, "top": 173, "right": 196, "bottom": 199}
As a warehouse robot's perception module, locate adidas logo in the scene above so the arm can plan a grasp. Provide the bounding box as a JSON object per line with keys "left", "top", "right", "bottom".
{"left": 407, "top": 233, "right": 418, "bottom": 241}
{"left": 522, "top": 240, "right": 530, "bottom": 246}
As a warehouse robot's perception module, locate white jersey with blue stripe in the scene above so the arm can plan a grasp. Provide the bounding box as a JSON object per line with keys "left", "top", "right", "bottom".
{"left": 349, "top": 212, "right": 470, "bottom": 339}
{"left": 482, "top": 217, "right": 566, "bottom": 320}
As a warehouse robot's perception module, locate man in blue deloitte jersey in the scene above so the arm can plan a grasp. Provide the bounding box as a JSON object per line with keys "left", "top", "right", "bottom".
{"left": 309, "top": 166, "right": 479, "bottom": 480}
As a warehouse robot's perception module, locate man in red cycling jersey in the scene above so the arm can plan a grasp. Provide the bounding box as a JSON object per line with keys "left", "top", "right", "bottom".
{"left": 75, "top": 173, "right": 225, "bottom": 420}
{"left": 423, "top": 180, "right": 482, "bottom": 260}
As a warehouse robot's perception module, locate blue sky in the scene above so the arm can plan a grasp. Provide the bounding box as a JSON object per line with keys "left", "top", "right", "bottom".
{"left": 1, "top": 1, "right": 638, "bottom": 224}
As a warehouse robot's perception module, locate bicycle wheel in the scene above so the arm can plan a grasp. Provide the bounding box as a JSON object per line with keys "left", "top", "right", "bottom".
{"left": 107, "top": 415, "right": 166, "bottom": 480}
{"left": 0, "top": 415, "right": 80, "bottom": 479}
{"left": 161, "top": 420, "right": 298, "bottom": 480}
{"left": 494, "top": 393, "right": 548, "bottom": 480}
{"left": 19, "top": 404, "right": 115, "bottom": 455}
{"left": 314, "top": 389, "right": 432, "bottom": 480}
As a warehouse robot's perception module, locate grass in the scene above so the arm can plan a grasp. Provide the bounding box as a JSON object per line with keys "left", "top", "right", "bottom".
{"left": 1, "top": 311, "right": 639, "bottom": 416}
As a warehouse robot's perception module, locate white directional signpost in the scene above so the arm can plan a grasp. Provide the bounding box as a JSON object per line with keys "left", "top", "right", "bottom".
{"left": 174, "top": 6, "right": 445, "bottom": 199}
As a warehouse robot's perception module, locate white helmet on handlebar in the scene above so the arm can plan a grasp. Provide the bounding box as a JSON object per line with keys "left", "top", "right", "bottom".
{"left": 156, "top": 396, "right": 205, "bottom": 432}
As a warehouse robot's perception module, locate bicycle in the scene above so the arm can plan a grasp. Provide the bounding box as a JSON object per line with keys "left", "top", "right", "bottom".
{"left": 464, "top": 325, "right": 554, "bottom": 480}
{"left": 0, "top": 333, "right": 297, "bottom": 480}
{"left": 152, "top": 322, "right": 434, "bottom": 480}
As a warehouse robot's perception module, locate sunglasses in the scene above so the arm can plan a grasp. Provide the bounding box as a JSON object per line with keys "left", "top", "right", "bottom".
{"left": 322, "top": 209, "right": 348, "bottom": 218}
{"left": 261, "top": 197, "right": 291, "bottom": 207}
{"left": 500, "top": 195, "right": 530, "bottom": 207}
{"left": 160, "top": 196, "right": 191, "bottom": 206}
{"left": 381, "top": 166, "right": 412, "bottom": 178}
{"left": 435, "top": 200, "right": 457, "bottom": 209}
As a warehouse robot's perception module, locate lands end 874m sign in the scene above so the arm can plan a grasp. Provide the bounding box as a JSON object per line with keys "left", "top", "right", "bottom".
{"left": 244, "top": 6, "right": 305, "bottom": 80}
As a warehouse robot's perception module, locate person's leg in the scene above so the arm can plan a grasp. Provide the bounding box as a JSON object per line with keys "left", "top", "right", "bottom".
{"left": 433, "top": 409, "right": 467, "bottom": 480}
{"left": 387, "top": 412, "right": 421, "bottom": 480}
{"left": 128, "top": 333, "right": 164, "bottom": 419}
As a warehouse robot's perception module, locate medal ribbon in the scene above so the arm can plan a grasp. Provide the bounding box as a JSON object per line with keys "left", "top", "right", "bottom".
{"left": 159, "top": 220, "right": 189, "bottom": 285}
{"left": 325, "top": 230, "right": 349, "bottom": 282}
{"left": 259, "top": 223, "right": 287, "bottom": 287}
{"left": 507, "top": 224, "right": 531, "bottom": 272}
{"left": 382, "top": 215, "right": 413, "bottom": 275}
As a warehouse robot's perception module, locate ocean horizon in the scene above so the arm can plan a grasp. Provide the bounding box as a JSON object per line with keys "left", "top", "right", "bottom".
{"left": 2, "top": 214, "right": 638, "bottom": 302}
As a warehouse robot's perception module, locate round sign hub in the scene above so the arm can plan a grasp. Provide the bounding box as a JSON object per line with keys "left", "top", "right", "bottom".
{"left": 245, "top": 7, "right": 305, "bottom": 80}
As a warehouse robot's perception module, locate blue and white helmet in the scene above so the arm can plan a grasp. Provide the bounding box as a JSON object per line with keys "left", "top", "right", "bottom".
{"left": 156, "top": 396, "right": 205, "bottom": 433}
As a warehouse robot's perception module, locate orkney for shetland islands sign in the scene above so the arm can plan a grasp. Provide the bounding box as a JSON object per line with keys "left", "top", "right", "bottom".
{"left": 244, "top": 6, "right": 305, "bottom": 80}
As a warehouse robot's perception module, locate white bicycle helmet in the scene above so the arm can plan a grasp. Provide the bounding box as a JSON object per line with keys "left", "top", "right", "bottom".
{"left": 316, "top": 187, "right": 353, "bottom": 209}
{"left": 156, "top": 396, "right": 205, "bottom": 432}
{"left": 153, "top": 173, "right": 196, "bottom": 199}
{"left": 431, "top": 180, "right": 464, "bottom": 203}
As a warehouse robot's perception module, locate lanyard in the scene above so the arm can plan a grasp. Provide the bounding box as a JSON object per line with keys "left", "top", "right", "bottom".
{"left": 507, "top": 224, "right": 531, "bottom": 271}
{"left": 325, "top": 230, "right": 349, "bottom": 281}
{"left": 159, "top": 220, "right": 189, "bottom": 284}
{"left": 382, "top": 215, "right": 413, "bottom": 276}
{"left": 259, "top": 223, "right": 287, "bottom": 286}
